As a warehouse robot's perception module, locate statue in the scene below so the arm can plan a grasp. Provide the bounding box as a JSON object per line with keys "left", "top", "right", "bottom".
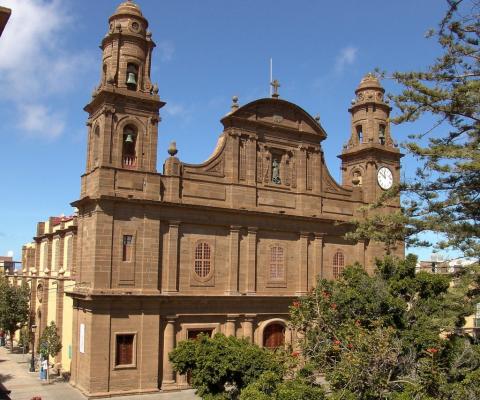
{"left": 272, "top": 159, "right": 281, "bottom": 184}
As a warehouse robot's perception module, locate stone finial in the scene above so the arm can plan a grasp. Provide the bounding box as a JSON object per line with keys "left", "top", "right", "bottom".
{"left": 314, "top": 114, "right": 320, "bottom": 123}
{"left": 152, "top": 83, "right": 159, "bottom": 95}
{"left": 168, "top": 141, "right": 178, "bottom": 157}
{"left": 231, "top": 95, "right": 239, "bottom": 111}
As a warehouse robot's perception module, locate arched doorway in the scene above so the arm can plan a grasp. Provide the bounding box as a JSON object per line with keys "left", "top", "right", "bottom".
{"left": 263, "top": 323, "right": 285, "bottom": 349}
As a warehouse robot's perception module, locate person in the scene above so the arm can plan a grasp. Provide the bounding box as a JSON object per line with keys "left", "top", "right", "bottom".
{"left": 40, "top": 356, "right": 48, "bottom": 380}
{"left": 0, "top": 329, "right": 5, "bottom": 347}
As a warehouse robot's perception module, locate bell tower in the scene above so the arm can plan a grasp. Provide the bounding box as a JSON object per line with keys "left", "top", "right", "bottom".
{"left": 83, "top": 0, "right": 164, "bottom": 179}
{"left": 339, "top": 74, "right": 402, "bottom": 203}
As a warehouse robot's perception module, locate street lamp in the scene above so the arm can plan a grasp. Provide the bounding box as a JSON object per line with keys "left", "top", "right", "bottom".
{"left": 29, "top": 324, "right": 37, "bottom": 372}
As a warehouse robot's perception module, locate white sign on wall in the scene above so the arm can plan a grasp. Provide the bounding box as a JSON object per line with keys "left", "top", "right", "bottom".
{"left": 80, "top": 323, "right": 85, "bottom": 354}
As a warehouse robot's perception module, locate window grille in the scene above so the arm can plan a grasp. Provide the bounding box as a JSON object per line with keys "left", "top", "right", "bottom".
{"left": 194, "top": 242, "right": 211, "bottom": 278}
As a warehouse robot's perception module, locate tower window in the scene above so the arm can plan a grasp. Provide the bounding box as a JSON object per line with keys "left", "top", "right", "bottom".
{"left": 126, "top": 63, "right": 138, "bottom": 90}
{"left": 122, "top": 235, "right": 133, "bottom": 262}
{"left": 333, "top": 251, "right": 345, "bottom": 279}
{"left": 122, "top": 126, "right": 137, "bottom": 169}
{"left": 356, "top": 125, "right": 363, "bottom": 143}
{"left": 379, "top": 124, "right": 386, "bottom": 145}
{"left": 194, "top": 242, "right": 212, "bottom": 278}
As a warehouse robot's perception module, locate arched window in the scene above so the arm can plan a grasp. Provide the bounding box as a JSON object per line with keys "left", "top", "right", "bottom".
{"left": 269, "top": 245, "right": 285, "bottom": 281}
{"left": 379, "top": 124, "right": 386, "bottom": 145}
{"left": 126, "top": 63, "right": 138, "bottom": 90}
{"left": 102, "top": 63, "right": 107, "bottom": 85}
{"left": 356, "top": 125, "right": 363, "bottom": 143}
{"left": 194, "top": 242, "right": 211, "bottom": 278}
{"left": 333, "top": 251, "right": 345, "bottom": 279}
{"left": 122, "top": 125, "right": 137, "bottom": 169}
{"left": 263, "top": 323, "right": 285, "bottom": 349}
{"left": 93, "top": 125, "right": 100, "bottom": 168}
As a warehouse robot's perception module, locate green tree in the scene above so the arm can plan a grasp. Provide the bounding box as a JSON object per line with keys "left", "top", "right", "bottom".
{"left": 0, "top": 274, "right": 30, "bottom": 351}
{"left": 349, "top": 0, "right": 480, "bottom": 257}
{"left": 170, "top": 333, "right": 284, "bottom": 400}
{"left": 39, "top": 321, "right": 62, "bottom": 382}
{"left": 289, "top": 257, "right": 480, "bottom": 400}
{"left": 239, "top": 370, "right": 326, "bottom": 400}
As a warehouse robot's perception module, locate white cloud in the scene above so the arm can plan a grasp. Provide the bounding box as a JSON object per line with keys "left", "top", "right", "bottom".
{"left": 157, "top": 40, "right": 175, "bottom": 62}
{"left": 334, "top": 46, "right": 358, "bottom": 73}
{"left": 0, "top": 0, "right": 95, "bottom": 138}
{"left": 19, "top": 104, "right": 65, "bottom": 139}
{"left": 165, "top": 102, "right": 187, "bottom": 117}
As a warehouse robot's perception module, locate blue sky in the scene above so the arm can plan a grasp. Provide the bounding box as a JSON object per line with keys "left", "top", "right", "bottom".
{"left": 0, "top": 0, "right": 450, "bottom": 261}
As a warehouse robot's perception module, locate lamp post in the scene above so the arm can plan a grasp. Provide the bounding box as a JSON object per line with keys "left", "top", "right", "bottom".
{"left": 29, "top": 324, "right": 37, "bottom": 372}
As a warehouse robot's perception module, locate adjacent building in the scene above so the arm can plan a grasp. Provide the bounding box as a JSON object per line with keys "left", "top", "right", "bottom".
{"left": 20, "top": 215, "right": 78, "bottom": 374}
{"left": 67, "top": 1, "right": 403, "bottom": 396}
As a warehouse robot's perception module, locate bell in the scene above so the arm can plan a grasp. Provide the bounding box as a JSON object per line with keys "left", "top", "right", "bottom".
{"left": 126, "top": 72, "right": 137, "bottom": 85}
{"left": 125, "top": 133, "right": 134, "bottom": 143}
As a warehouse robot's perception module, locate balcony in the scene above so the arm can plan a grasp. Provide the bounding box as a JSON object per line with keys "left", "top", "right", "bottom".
{"left": 122, "top": 155, "right": 137, "bottom": 170}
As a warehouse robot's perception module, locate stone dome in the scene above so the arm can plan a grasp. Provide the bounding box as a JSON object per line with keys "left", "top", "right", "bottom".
{"left": 356, "top": 73, "right": 383, "bottom": 92}
{"left": 112, "top": 0, "right": 143, "bottom": 18}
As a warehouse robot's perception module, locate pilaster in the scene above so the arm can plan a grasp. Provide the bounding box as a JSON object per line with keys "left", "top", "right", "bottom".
{"left": 163, "top": 221, "right": 180, "bottom": 293}
{"left": 226, "top": 226, "right": 241, "bottom": 295}
{"left": 245, "top": 227, "right": 257, "bottom": 295}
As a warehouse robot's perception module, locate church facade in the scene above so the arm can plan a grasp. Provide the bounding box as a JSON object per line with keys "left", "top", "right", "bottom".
{"left": 68, "top": 1, "right": 403, "bottom": 397}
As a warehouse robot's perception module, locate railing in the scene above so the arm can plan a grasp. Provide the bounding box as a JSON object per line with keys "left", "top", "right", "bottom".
{"left": 123, "top": 155, "right": 137, "bottom": 169}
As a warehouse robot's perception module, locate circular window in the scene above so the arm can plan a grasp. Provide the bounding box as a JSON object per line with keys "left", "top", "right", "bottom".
{"left": 130, "top": 21, "right": 141, "bottom": 33}
{"left": 194, "top": 242, "right": 211, "bottom": 279}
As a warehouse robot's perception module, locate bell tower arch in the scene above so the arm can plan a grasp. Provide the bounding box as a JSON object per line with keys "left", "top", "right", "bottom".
{"left": 339, "top": 74, "right": 402, "bottom": 204}
{"left": 83, "top": 0, "right": 165, "bottom": 182}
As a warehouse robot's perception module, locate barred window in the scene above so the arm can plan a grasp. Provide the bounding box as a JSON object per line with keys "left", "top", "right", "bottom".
{"left": 333, "top": 251, "right": 345, "bottom": 279}
{"left": 115, "top": 334, "right": 134, "bottom": 366}
{"left": 194, "top": 242, "right": 211, "bottom": 278}
{"left": 270, "top": 246, "right": 285, "bottom": 280}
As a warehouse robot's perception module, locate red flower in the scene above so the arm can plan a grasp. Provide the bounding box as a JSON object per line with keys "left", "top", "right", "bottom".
{"left": 292, "top": 301, "right": 300, "bottom": 308}
{"left": 355, "top": 320, "right": 361, "bottom": 327}
{"left": 291, "top": 351, "right": 300, "bottom": 357}
{"left": 347, "top": 343, "right": 353, "bottom": 349}
{"left": 333, "top": 339, "right": 341, "bottom": 345}
{"left": 330, "top": 303, "right": 337, "bottom": 310}
{"left": 427, "top": 348, "right": 438, "bottom": 354}
{"left": 322, "top": 291, "right": 331, "bottom": 298}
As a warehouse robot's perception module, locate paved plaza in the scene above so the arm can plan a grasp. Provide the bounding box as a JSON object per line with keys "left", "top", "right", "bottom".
{"left": 0, "top": 347, "right": 198, "bottom": 400}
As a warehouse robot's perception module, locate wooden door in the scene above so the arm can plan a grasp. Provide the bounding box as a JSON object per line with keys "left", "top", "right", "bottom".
{"left": 263, "top": 324, "right": 285, "bottom": 349}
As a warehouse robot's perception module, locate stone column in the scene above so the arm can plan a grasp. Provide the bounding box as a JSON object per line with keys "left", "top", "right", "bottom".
{"left": 297, "top": 232, "right": 309, "bottom": 295}
{"left": 246, "top": 227, "right": 257, "bottom": 295}
{"left": 225, "top": 314, "right": 239, "bottom": 337}
{"left": 164, "top": 221, "right": 180, "bottom": 293}
{"left": 226, "top": 226, "right": 241, "bottom": 294}
{"left": 55, "top": 280, "right": 64, "bottom": 364}
{"left": 162, "top": 316, "right": 178, "bottom": 389}
{"left": 313, "top": 233, "right": 325, "bottom": 288}
{"left": 243, "top": 314, "right": 256, "bottom": 343}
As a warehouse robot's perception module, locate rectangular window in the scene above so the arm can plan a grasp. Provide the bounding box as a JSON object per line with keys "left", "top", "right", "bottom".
{"left": 122, "top": 235, "right": 133, "bottom": 262}
{"left": 115, "top": 334, "right": 134, "bottom": 366}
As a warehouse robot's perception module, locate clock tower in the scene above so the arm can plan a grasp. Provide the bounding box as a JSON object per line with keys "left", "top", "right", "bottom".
{"left": 339, "top": 74, "right": 402, "bottom": 204}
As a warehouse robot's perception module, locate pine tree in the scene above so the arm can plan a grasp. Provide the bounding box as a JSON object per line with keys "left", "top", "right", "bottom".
{"left": 350, "top": 0, "right": 480, "bottom": 257}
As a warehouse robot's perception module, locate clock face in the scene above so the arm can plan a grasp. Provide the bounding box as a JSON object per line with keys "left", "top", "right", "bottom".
{"left": 377, "top": 167, "right": 393, "bottom": 190}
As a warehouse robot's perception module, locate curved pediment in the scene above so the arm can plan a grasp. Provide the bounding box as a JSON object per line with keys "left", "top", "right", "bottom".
{"left": 221, "top": 98, "right": 327, "bottom": 140}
